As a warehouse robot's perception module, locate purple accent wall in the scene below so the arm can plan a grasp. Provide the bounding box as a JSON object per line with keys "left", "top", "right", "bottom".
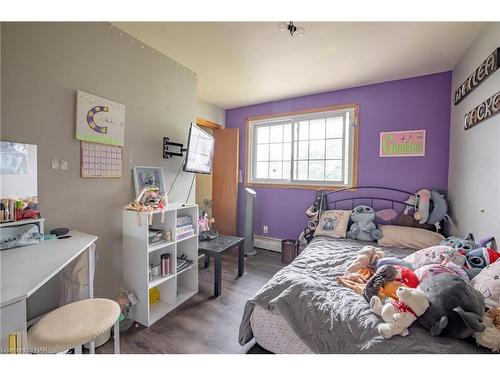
{"left": 226, "top": 72, "right": 452, "bottom": 239}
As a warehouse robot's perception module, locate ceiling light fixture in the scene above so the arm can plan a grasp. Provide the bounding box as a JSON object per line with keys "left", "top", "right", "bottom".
{"left": 279, "top": 21, "right": 305, "bottom": 37}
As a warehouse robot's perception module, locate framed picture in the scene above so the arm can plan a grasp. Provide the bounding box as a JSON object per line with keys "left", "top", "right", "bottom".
{"left": 379, "top": 129, "right": 426, "bottom": 157}
{"left": 133, "top": 166, "right": 165, "bottom": 196}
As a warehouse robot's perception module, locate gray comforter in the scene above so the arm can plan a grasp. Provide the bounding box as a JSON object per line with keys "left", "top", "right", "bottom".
{"left": 239, "top": 237, "right": 489, "bottom": 353}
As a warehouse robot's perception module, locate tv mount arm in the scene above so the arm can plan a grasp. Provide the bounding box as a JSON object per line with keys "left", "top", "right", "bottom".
{"left": 163, "top": 137, "right": 187, "bottom": 159}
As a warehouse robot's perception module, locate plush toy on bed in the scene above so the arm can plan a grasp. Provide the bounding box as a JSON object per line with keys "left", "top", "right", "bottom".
{"left": 347, "top": 205, "right": 383, "bottom": 242}
{"left": 370, "top": 286, "right": 430, "bottom": 338}
{"left": 474, "top": 308, "right": 500, "bottom": 352}
{"left": 344, "top": 246, "right": 384, "bottom": 283}
{"left": 418, "top": 273, "right": 485, "bottom": 339}
{"left": 364, "top": 265, "right": 405, "bottom": 302}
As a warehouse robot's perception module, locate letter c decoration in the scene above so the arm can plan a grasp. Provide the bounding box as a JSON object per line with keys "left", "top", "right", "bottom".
{"left": 87, "top": 106, "right": 109, "bottom": 134}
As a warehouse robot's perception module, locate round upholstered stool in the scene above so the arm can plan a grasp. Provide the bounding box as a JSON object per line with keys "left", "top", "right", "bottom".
{"left": 28, "top": 298, "right": 121, "bottom": 354}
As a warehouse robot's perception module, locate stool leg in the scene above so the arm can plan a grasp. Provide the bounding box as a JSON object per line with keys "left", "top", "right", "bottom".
{"left": 89, "top": 340, "right": 95, "bottom": 354}
{"left": 113, "top": 321, "right": 120, "bottom": 354}
{"left": 74, "top": 345, "right": 82, "bottom": 354}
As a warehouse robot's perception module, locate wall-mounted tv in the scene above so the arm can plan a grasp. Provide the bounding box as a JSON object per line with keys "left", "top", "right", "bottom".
{"left": 183, "top": 124, "right": 215, "bottom": 174}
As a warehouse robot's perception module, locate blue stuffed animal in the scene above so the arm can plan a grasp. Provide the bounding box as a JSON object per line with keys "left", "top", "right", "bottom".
{"left": 347, "top": 205, "right": 383, "bottom": 242}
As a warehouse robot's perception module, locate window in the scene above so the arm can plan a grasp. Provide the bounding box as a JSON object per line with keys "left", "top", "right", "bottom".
{"left": 246, "top": 105, "right": 358, "bottom": 189}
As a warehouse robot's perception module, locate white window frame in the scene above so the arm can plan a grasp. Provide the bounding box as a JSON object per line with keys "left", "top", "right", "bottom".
{"left": 246, "top": 104, "right": 358, "bottom": 189}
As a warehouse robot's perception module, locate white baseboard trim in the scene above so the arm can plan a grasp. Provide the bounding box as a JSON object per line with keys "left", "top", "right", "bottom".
{"left": 254, "top": 235, "right": 282, "bottom": 253}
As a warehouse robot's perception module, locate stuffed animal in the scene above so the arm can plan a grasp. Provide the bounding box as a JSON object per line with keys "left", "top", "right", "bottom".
{"left": 470, "top": 261, "right": 500, "bottom": 309}
{"left": 347, "top": 205, "right": 383, "bottom": 242}
{"left": 375, "top": 257, "right": 413, "bottom": 270}
{"left": 393, "top": 266, "right": 420, "bottom": 288}
{"left": 426, "top": 190, "right": 448, "bottom": 228}
{"left": 404, "top": 189, "right": 430, "bottom": 224}
{"left": 370, "top": 286, "right": 430, "bottom": 338}
{"left": 474, "top": 308, "right": 500, "bottom": 352}
{"left": 414, "top": 263, "right": 469, "bottom": 283}
{"left": 418, "top": 273, "right": 485, "bottom": 339}
{"left": 343, "top": 246, "right": 384, "bottom": 283}
{"left": 364, "top": 265, "right": 402, "bottom": 302}
{"left": 411, "top": 245, "right": 466, "bottom": 269}
{"left": 440, "top": 233, "right": 478, "bottom": 254}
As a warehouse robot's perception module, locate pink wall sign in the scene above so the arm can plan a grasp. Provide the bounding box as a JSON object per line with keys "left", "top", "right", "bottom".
{"left": 380, "top": 129, "right": 426, "bottom": 157}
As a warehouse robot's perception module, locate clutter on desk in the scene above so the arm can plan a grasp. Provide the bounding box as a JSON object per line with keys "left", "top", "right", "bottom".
{"left": 176, "top": 215, "right": 195, "bottom": 241}
{"left": 0, "top": 221, "right": 43, "bottom": 251}
{"left": 124, "top": 187, "right": 166, "bottom": 226}
{"left": 50, "top": 227, "right": 70, "bottom": 237}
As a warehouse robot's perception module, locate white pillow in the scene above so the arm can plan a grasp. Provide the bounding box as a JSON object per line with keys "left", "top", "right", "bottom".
{"left": 377, "top": 225, "right": 444, "bottom": 251}
{"left": 314, "top": 210, "right": 351, "bottom": 238}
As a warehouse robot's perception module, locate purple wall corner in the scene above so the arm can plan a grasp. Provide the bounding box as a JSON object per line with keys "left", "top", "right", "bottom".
{"left": 226, "top": 72, "right": 452, "bottom": 239}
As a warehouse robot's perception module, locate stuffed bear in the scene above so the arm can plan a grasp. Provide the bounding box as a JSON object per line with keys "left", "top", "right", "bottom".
{"left": 418, "top": 273, "right": 485, "bottom": 339}
{"left": 370, "top": 286, "right": 430, "bottom": 338}
{"left": 347, "top": 205, "right": 383, "bottom": 242}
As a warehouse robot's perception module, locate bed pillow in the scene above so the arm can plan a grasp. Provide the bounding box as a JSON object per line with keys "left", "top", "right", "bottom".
{"left": 314, "top": 210, "right": 351, "bottom": 238}
{"left": 377, "top": 225, "right": 444, "bottom": 251}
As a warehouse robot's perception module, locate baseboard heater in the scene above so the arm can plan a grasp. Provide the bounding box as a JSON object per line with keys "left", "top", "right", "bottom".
{"left": 254, "top": 235, "right": 282, "bottom": 253}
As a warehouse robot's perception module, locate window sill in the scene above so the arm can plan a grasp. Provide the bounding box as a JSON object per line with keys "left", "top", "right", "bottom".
{"left": 245, "top": 181, "right": 355, "bottom": 191}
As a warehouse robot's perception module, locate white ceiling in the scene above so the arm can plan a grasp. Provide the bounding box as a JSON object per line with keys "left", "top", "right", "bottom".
{"left": 114, "top": 22, "right": 486, "bottom": 109}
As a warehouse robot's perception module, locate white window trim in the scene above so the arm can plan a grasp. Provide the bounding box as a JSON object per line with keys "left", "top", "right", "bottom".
{"left": 246, "top": 105, "right": 359, "bottom": 189}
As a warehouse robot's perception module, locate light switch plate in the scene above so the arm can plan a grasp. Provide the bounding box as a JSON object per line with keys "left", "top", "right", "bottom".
{"left": 51, "top": 157, "right": 60, "bottom": 170}
{"left": 60, "top": 160, "right": 68, "bottom": 170}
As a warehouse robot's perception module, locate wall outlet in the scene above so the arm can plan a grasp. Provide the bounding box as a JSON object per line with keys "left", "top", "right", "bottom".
{"left": 60, "top": 160, "right": 68, "bottom": 170}
{"left": 263, "top": 225, "right": 269, "bottom": 235}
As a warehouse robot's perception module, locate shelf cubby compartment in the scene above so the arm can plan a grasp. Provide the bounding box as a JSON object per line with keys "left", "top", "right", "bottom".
{"left": 149, "top": 277, "right": 177, "bottom": 325}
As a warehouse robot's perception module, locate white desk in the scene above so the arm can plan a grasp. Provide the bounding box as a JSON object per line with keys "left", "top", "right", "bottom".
{"left": 0, "top": 231, "right": 97, "bottom": 353}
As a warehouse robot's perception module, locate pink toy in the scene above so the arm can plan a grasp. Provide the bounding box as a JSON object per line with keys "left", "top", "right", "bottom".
{"left": 414, "top": 263, "right": 469, "bottom": 283}
{"left": 471, "top": 261, "right": 500, "bottom": 309}
{"left": 411, "top": 245, "right": 466, "bottom": 269}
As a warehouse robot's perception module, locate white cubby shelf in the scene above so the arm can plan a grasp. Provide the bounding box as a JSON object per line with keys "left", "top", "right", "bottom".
{"left": 123, "top": 203, "right": 199, "bottom": 327}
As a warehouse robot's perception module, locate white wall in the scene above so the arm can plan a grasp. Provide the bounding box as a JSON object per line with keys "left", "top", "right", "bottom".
{"left": 448, "top": 23, "right": 500, "bottom": 240}
{"left": 197, "top": 98, "right": 225, "bottom": 127}
{"left": 1, "top": 23, "right": 197, "bottom": 309}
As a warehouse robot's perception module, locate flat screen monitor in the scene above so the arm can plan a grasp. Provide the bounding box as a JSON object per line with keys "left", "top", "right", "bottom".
{"left": 183, "top": 124, "right": 215, "bottom": 174}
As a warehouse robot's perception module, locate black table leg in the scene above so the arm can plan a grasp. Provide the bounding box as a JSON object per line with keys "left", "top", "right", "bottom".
{"left": 238, "top": 242, "right": 244, "bottom": 277}
{"left": 204, "top": 254, "right": 210, "bottom": 269}
{"left": 214, "top": 255, "right": 222, "bottom": 297}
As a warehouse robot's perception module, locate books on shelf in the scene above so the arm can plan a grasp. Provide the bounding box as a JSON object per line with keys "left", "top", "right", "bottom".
{"left": 176, "top": 216, "right": 192, "bottom": 228}
{"left": 176, "top": 255, "right": 194, "bottom": 273}
{"left": 176, "top": 229, "right": 195, "bottom": 241}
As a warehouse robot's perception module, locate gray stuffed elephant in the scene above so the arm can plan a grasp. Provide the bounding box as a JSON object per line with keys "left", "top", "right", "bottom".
{"left": 417, "top": 273, "right": 485, "bottom": 339}
{"left": 347, "top": 205, "right": 383, "bottom": 242}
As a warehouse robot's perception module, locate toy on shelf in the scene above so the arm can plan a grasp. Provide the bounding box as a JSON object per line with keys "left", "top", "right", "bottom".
{"left": 370, "top": 286, "right": 429, "bottom": 339}
{"left": 124, "top": 187, "right": 166, "bottom": 226}
{"left": 198, "top": 212, "right": 215, "bottom": 232}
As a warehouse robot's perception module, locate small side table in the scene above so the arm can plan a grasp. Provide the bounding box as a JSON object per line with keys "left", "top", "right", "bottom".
{"left": 198, "top": 235, "right": 245, "bottom": 297}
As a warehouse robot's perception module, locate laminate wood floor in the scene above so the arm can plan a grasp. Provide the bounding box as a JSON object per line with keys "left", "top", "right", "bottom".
{"left": 97, "top": 248, "right": 283, "bottom": 354}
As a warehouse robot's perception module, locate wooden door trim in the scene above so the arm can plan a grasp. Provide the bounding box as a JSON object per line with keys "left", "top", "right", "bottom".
{"left": 196, "top": 117, "right": 222, "bottom": 130}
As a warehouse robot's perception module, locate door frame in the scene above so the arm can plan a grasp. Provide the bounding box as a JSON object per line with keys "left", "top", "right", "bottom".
{"left": 196, "top": 117, "right": 222, "bottom": 130}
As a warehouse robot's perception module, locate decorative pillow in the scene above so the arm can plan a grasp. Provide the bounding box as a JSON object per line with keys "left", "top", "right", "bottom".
{"left": 314, "top": 210, "right": 351, "bottom": 238}
{"left": 377, "top": 225, "right": 444, "bottom": 251}
{"left": 403, "top": 245, "right": 465, "bottom": 269}
{"left": 471, "top": 261, "right": 500, "bottom": 309}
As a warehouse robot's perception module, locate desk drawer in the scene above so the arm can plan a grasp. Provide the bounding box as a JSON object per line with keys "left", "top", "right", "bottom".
{"left": 0, "top": 300, "right": 26, "bottom": 354}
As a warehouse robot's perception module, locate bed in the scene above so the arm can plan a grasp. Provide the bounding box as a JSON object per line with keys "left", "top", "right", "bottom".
{"left": 238, "top": 187, "right": 489, "bottom": 354}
